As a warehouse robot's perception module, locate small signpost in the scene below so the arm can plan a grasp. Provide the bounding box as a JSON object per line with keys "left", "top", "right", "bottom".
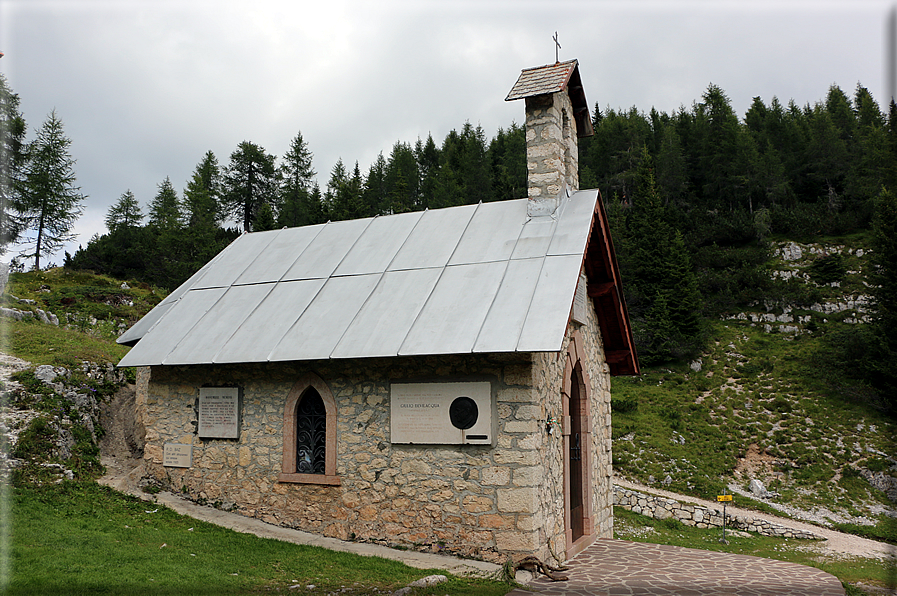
{"left": 717, "top": 492, "right": 733, "bottom": 544}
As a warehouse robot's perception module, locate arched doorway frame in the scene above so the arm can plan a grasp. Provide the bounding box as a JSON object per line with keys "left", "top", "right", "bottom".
{"left": 562, "top": 330, "right": 595, "bottom": 556}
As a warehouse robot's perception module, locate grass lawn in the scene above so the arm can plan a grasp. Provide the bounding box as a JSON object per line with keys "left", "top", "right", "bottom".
{"left": 614, "top": 506, "right": 897, "bottom": 595}
{"left": 3, "top": 482, "right": 511, "bottom": 596}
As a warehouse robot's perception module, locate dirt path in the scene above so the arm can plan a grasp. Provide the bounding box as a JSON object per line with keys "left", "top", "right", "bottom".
{"left": 615, "top": 476, "right": 897, "bottom": 561}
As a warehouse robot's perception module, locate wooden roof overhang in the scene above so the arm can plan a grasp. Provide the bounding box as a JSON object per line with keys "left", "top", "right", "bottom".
{"left": 581, "top": 191, "right": 639, "bottom": 376}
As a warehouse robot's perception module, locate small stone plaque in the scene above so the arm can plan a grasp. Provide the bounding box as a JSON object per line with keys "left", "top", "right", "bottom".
{"left": 163, "top": 443, "right": 193, "bottom": 468}
{"left": 198, "top": 387, "right": 241, "bottom": 439}
{"left": 572, "top": 273, "right": 588, "bottom": 325}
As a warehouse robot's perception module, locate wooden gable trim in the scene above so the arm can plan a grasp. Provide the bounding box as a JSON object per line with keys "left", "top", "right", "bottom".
{"left": 581, "top": 192, "right": 639, "bottom": 376}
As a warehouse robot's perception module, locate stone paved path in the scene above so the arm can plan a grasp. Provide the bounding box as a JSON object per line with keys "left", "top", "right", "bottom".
{"left": 506, "top": 539, "right": 844, "bottom": 596}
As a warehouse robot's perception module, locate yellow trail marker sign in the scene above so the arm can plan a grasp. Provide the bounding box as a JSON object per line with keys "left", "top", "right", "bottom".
{"left": 717, "top": 494, "right": 733, "bottom": 502}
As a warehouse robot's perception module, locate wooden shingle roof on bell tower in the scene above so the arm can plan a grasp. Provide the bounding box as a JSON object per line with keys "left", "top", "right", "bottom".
{"left": 506, "top": 59, "right": 594, "bottom": 137}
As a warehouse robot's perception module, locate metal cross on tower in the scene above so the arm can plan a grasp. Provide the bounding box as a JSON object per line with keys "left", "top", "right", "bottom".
{"left": 553, "top": 32, "right": 561, "bottom": 63}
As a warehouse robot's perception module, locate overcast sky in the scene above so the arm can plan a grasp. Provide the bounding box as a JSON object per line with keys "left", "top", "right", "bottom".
{"left": 1, "top": 0, "right": 894, "bottom": 265}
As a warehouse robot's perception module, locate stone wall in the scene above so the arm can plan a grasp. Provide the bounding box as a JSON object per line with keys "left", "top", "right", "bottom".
{"left": 136, "top": 275, "right": 613, "bottom": 563}
{"left": 524, "top": 90, "right": 580, "bottom": 209}
{"left": 613, "top": 486, "right": 823, "bottom": 540}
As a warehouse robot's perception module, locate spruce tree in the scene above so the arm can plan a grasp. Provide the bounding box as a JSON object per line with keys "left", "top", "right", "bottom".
{"left": 0, "top": 74, "right": 27, "bottom": 250}
{"left": 625, "top": 147, "right": 703, "bottom": 363}
{"left": 19, "top": 111, "right": 85, "bottom": 270}
{"left": 278, "top": 132, "right": 316, "bottom": 227}
{"left": 183, "top": 151, "right": 221, "bottom": 227}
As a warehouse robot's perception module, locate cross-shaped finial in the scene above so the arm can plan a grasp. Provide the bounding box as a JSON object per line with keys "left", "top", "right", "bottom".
{"left": 553, "top": 32, "right": 561, "bottom": 63}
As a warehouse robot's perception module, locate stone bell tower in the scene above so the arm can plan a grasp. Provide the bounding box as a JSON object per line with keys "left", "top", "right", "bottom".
{"left": 506, "top": 59, "right": 594, "bottom": 216}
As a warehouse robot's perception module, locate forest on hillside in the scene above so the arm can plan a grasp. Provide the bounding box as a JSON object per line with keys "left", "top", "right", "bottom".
{"left": 2, "top": 73, "right": 895, "bottom": 409}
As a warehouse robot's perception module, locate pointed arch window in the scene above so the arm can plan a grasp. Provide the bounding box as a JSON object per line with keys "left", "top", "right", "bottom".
{"left": 279, "top": 373, "right": 340, "bottom": 485}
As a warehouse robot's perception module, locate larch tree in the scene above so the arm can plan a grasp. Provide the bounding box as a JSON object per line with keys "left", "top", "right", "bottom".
{"left": 148, "top": 177, "right": 182, "bottom": 230}
{"left": 19, "top": 110, "right": 84, "bottom": 270}
{"left": 105, "top": 189, "right": 143, "bottom": 233}
{"left": 222, "top": 141, "right": 277, "bottom": 232}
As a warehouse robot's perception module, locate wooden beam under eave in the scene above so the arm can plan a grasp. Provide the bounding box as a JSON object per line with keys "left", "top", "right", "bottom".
{"left": 588, "top": 282, "right": 615, "bottom": 298}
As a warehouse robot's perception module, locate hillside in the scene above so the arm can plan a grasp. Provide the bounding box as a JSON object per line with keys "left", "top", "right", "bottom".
{"left": 612, "top": 238, "right": 897, "bottom": 544}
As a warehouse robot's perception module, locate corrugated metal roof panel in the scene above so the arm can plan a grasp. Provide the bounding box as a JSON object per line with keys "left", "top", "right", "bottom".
{"left": 331, "top": 268, "right": 442, "bottom": 358}
{"left": 163, "top": 283, "right": 276, "bottom": 365}
{"left": 117, "top": 252, "right": 224, "bottom": 346}
{"left": 213, "top": 278, "right": 326, "bottom": 363}
{"left": 117, "top": 190, "right": 623, "bottom": 365}
{"left": 472, "top": 257, "right": 543, "bottom": 353}
{"left": 516, "top": 254, "right": 583, "bottom": 352}
{"left": 117, "top": 287, "right": 227, "bottom": 367}
{"left": 192, "top": 231, "right": 277, "bottom": 289}
{"left": 282, "top": 217, "right": 373, "bottom": 280}
{"left": 511, "top": 216, "right": 556, "bottom": 260}
{"left": 268, "top": 274, "right": 381, "bottom": 362}
{"left": 548, "top": 190, "right": 598, "bottom": 256}
{"left": 448, "top": 200, "right": 527, "bottom": 265}
{"left": 234, "top": 225, "right": 324, "bottom": 285}
{"left": 388, "top": 204, "right": 477, "bottom": 271}
{"left": 399, "top": 261, "right": 507, "bottom": 356}
{"left": 334, "top": 211, "right": 424, "bottom": 276}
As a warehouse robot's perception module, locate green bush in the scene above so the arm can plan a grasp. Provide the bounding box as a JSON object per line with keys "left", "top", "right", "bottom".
{"left": 809, "top": 253, "right": 847, "bottom": 285}
{"left": 611, "top": 395, "right": 639, "bottom": 413}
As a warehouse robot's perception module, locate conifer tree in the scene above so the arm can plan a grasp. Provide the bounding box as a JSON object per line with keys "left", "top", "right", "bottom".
{"left": 868, "top": 187, "right": 897, "bottom": 406}
{"left": 19, "top": 111, "right": 85, "bottom": 270}
{"left": 625, "top": 147, "right": 703, "bottom": 363}
{"left": 148, "top": 176, "right": 182, "bottom": 230}
{"left": 277, "top": 132, "right": 317, "bottom": 227}
{"left": 105, "top": 189, "right": 143, "bottom": 233}
{"left": 222, "top": 141, "right": 277, "bottom": 231}
{"left": 252, "top": 201, "right": 277, "bottom": 232}
{"left": 183, "top": 151, "right": 221, "bottom": 227}
{"left": 0, "top": 74, "right": 27, "bottom": 250}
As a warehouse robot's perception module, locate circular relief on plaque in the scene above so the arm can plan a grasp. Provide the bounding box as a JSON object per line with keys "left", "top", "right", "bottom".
{"left": 449, "top": 396, "right": 478, "bottom": 430}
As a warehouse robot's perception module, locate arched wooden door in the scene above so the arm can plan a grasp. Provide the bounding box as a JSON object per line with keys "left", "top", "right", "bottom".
{"left": 563, "top": 331, "right": 594, "bottom": 556}
{"left": 568, "top": 364, "right": 585, "bottom": 541}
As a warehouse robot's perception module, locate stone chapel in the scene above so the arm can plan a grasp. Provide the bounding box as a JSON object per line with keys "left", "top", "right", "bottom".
{"left": 118, "top": 59, "right": 639, "bottom": 563}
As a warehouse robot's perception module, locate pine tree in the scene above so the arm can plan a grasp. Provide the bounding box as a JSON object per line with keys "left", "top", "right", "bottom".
{"left": 19, "top": 111, "right": 85, "bottom": 270}
{"left": 105, "top": 189, "right": 143, "bottom": 233}
{"left": 0, "top": 74, "right": 27, "bottom": 250}
{"left": 221, "top": 141, "right": 277, "bottom": 232}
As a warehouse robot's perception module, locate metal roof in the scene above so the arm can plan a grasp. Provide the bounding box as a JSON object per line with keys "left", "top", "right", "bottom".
{"left": 117, "top": 190, "right": 637, "bottom": 373}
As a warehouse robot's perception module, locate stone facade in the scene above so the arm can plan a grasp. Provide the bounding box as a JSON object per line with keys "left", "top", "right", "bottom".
{"left": 525, "top": 90, "right": 580, "bottom": 212}
{"left": 136, "top": 279, "right": 612, "bottom": 563}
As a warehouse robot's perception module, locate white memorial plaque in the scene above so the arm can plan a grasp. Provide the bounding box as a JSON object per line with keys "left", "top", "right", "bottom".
{"left": 391, "top": 381, "right": 492, "bottom": 445}
{"left": 572, "top": 273, "right": 588, "bottom": 325}
{"left": 163, "top": 443, "right": 193, "bottom": 468}
{"left": 198, "top": 387, "right": 241, "bottom": 439}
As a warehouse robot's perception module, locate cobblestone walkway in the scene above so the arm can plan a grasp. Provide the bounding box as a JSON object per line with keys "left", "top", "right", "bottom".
{"left": 506, "top": 539, "right": 844, "bottom": 595}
